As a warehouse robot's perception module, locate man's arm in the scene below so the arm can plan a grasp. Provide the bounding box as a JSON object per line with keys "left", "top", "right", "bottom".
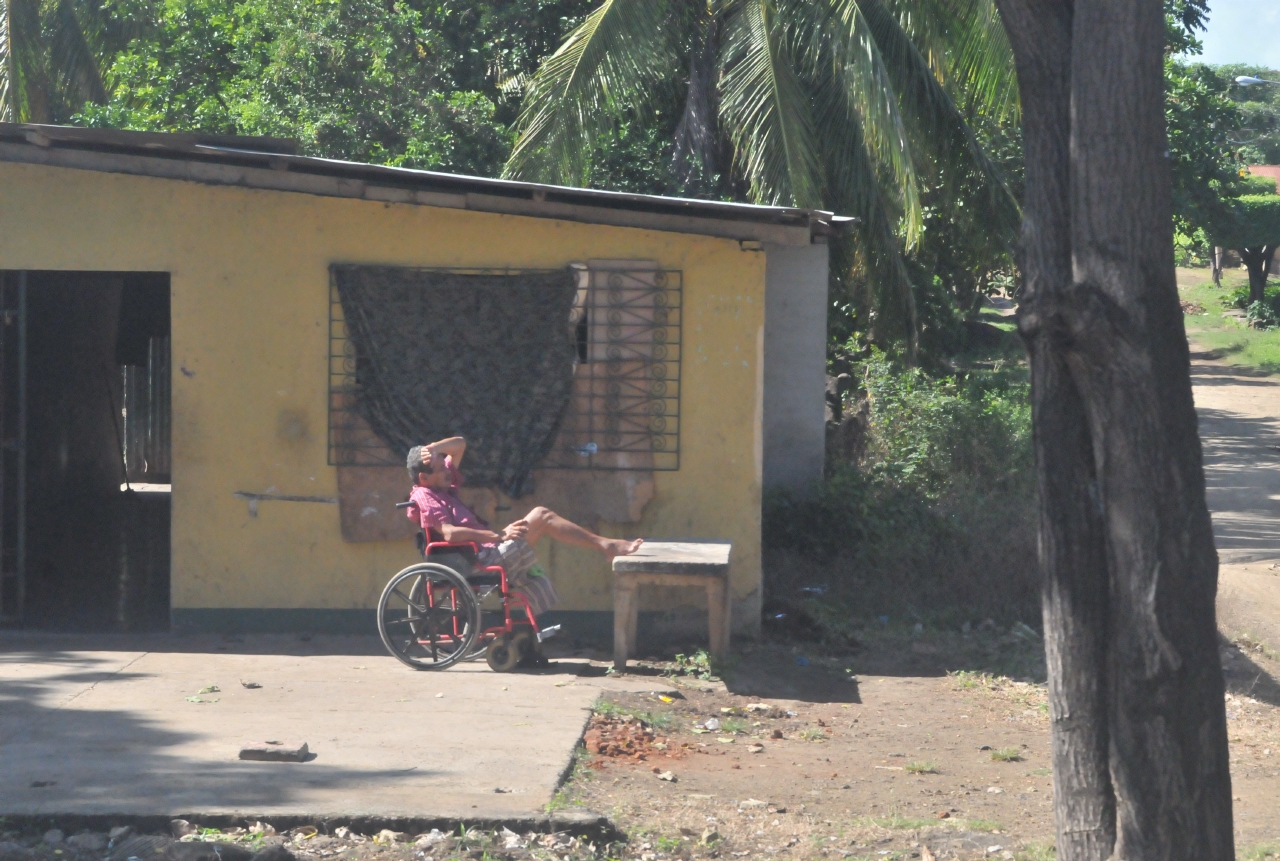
{"left": 424, "top": 436, "right": 467, "bottom": 467}
{"left": 438, "top": 520, "right": 526, "bottom": 545}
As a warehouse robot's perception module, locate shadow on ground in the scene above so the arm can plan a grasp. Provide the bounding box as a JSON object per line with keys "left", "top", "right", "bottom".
{"left": 0, "top": 656, "right": 445, "bottom": 815}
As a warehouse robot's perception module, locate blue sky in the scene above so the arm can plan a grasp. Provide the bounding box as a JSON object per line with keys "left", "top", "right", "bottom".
{"left": 1199, "top": 0, "right": 1280, "bottom": 68}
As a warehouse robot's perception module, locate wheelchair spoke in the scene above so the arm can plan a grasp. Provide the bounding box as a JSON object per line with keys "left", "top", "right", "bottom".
{"left": 391, "top": 587, "right": 427, "bottom": 614}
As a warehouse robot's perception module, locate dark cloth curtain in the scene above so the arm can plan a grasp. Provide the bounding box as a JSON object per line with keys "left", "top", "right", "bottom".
{"left": 333, "top": 265, "right": 578, "bottom": 498}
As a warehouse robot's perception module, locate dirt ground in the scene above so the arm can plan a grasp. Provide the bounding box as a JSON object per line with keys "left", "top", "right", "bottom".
{"left": 2, "top": 632, "right": 1279, "bottom": 861}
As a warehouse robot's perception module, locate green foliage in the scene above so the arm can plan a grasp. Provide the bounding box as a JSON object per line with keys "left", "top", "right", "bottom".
{"left": 506, "top": 0, "right": 1020, "bottom": 358}
{"left": 764, "top": 356, "right": 1036, "bottom": 626}
{"left": 1239, "top": 175, "right": 1278, "bottom": 196}
{"left": 1220, "top": 63, "right": 1280, "bottom": 166}
{"left": 0, "top": 0, "right": 135, "bottom": 122}
{"left": 592, "top": 698, "right": 672, "bottom": 729}
{"left": 904, "top": 760, "right": 939, "bottom": 774}
{"left": 990, "top": 747, "right": 1022, "bottom": 762}
{"left": 665, "top": 649, "right": 723, "bottom": 682}
{"left": 1208, "top": 194, "right": 1280, "bottom": 252}
{"left": 1166, "top": 59, "right": 1247, "bottom": 243}
{"left": 858, "top": 358, "right": 1032, "bottom": 497}
{"left": 76, "top": 0, "right": 534, "bottom": 172}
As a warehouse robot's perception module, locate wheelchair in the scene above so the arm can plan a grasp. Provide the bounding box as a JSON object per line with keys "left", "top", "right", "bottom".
{"left": 376, "top": 501, "right": 559, "bottom": 672}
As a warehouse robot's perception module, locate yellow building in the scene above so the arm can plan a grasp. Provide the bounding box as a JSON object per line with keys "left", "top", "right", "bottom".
{"left": 0, "top": 124, "right": 837, "bottom": 642}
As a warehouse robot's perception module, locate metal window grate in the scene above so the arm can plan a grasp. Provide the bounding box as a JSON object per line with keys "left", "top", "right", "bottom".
{"left": 328, "top": 266, "right": 681, "bottom": 471}
{"left": 542, "top": 265, "right": 681, "bottom": 471}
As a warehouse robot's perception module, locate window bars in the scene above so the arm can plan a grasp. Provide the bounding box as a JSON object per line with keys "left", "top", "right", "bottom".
{"left": 328, "top": 265, "right": 681, "bottom": 471}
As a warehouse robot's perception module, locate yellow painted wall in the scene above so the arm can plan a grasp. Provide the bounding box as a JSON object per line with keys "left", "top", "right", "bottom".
{"left": 0, "top": 161, "right": 766, "bottom": 629}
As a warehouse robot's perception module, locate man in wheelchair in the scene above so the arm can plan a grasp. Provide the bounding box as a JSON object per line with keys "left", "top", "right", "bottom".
{"left": 406, "top": 437, "right": 644, "bottom": 619}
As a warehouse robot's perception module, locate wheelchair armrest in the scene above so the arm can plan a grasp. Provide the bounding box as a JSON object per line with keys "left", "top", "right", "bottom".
{"left": 426, "top": 540, "right": 480, "bottom": 557}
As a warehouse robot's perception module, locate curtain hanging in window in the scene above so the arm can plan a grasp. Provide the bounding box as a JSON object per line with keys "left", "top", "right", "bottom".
{"left": 333, "top": 265, "right": 578, "bottom": 497}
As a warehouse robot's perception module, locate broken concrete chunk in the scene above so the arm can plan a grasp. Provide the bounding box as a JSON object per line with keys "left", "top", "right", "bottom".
{"left": 66, "top": 833, "right": 108, "bottom": 852}
{"left": 161, "top": 842, "right": 253, "bottom": 861}
{"left": 248, "top": 846, "right": 295, "bottom": 861}
{"left": 412, "top": 831, "right": 446, "bottom": 848}
{"left": 239, "top": 741, "right": 309, "bottom": 762}
{"left": 42, "top": 831, "right": 64, "bottom": 846}
{"left": 170, "top": 821, "right": 196, "bottom": 839}
{"left": 108, "top": 827, "right": 135, "bottom": 844}
{"left": 108, "top": 834, "right": 172, "bottom": 861}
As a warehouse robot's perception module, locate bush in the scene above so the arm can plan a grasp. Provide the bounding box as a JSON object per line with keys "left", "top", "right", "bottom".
{"left": 763, "top": 358, "right": 1038, "bottom": 635}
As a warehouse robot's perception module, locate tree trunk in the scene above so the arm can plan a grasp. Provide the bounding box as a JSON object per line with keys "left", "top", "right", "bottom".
{"left": 1241, "top": 246, "right": 1272, "bottom": 304}
{"left": 671, "top": 0, "right": 721, "bottom": 193}
{"left": 1211, "top": 246, "right": 1223, "bottom": 287}
{"left": 993, "top": 1, "right": 1234, "bottom": 859}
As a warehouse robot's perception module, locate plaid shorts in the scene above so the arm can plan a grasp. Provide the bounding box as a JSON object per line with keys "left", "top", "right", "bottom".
{"left": 478, "top": 538, "right": 558, "bottom": 619}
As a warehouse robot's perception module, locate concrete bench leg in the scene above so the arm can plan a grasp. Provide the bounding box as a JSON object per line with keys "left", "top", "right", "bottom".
{"left": 706, "top": 577, "right": 730, "bottom": 659}
{"left": 613, "top": 580, "right": 638, "bottom": 672}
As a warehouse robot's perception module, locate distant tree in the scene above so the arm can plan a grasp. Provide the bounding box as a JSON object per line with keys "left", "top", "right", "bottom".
{"left": 1205, "top": 176, "right": 1280, "bottom": 303}
{"left": 1165, "top": 59, "right": 1245, "bottom": 269}
{"left": 1218, "top": 63, "right": 1280, "bottom": 165}
{"left": 76, "top": 0, "right": 599, "bottom": 175}
{"left": 503, "top": 0, "right": 1022, "bottom": 357}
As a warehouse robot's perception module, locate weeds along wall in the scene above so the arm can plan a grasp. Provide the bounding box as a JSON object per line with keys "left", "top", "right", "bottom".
{"left": 0, "top": 160, "right": 766, "bottom": 634}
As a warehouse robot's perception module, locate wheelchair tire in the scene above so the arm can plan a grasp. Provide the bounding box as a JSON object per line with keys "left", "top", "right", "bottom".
{"left": 485, "top": 634, "right": 522, "bottom": 673}
{"left": 378, "top": 563, "right": 481, "bottom": 670}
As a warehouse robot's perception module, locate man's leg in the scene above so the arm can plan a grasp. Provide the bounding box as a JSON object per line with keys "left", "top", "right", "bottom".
{"left": 520, "top": 507, "right": 643, "bottom": 559}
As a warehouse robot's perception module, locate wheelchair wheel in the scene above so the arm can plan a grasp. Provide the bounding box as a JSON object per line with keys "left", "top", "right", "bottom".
{"left": 378, "top": 563, "right": 480, "bottom": 670}
{"left": 485, "top": 633, "right": 523, "bottom": 672}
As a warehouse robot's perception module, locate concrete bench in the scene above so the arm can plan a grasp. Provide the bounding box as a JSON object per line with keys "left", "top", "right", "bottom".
{"left": 610, "top": 541, "right": 732, "bottom": 671}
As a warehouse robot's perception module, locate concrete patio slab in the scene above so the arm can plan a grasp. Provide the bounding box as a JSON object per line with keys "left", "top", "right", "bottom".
{"left": 0, "top": 634, "right": 675, "bottom": 823}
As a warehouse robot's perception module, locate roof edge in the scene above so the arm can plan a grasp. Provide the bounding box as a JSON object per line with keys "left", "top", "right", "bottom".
{"left": 0, "top": 124, "right": 853, "bottom": 245}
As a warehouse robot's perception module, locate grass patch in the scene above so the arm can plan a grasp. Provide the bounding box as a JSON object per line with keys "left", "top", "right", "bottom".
{"left": 546, "top": 746, "right": 594, "bottom": 812}
{"left": 593, "top": 698, "right": 672, "bottom": 730}
{"left": 904, "top": 760, "right": 939, "bottom": 774}
{"left": 666, "top": 649, "right": 726, "bottom": 681}
{"left": 1178, "top": 267, "right": 1280, "bottom": 375}
{"left": 1016, "top": 840, "right": 1057, "bottom": 861}
{"left": 720, "top": 717, "right": 749, "bottom": 734}
{"left": 991, "top": 747, "right": 1023, "bottom": 762}
{"left": 962, "top": 819, "right": 1003, "bottom": 833}
{"left": 798, "top": 727, "right": 828, "bottom": 742}
{"left": 868, "top": 814, "right": 937, "bottom": 830}
{"left": 1241, "top": 841, "right": 1280, "bottom": 861}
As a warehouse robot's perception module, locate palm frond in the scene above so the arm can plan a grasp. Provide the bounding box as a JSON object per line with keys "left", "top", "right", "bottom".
{"left": 789, "top": 0, "right": 921, "bottom": 242}
{"left": 49, "top": 0, "right": 106, "bottom": 108}
{"left": 4, "top": 0, "right": 50, "bottom": 122}
{"left": 718, "top": 0, "right": 822, "bottom": 208}
{"left": 851, "top": 0, "right": 1019, "bottom": 243}
{"left": 0, "top": 0, "right": 13, "bottom": 121}
{"left": 879, "top": 0, "right": 1017, "bottom": 121}
{"left": 503, "top": 0, "right": 678, "bottom": 184}
{"left": 806, "top": 71, "right": 918, "bottom": 353}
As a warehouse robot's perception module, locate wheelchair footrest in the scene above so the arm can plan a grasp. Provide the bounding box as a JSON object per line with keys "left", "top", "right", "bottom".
{"left": 537, "top": 624, "right": 561, "bottom": 644}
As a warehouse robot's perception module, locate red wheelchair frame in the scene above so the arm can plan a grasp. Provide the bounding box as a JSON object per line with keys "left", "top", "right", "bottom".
{"left": 376, "top": 500, "right": 554, "bottom": 671}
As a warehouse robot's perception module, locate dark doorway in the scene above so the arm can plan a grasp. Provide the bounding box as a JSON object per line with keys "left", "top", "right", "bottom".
{"left": 0, "top": 271, "right": 171, "bottom": 631}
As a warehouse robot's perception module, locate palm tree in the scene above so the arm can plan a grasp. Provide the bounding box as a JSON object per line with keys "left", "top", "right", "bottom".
{"left": 1, "top": 0, "right": 108, "bottom": 124}
{"left": 503, "top": 0, "right": 1019, "bottom": 354}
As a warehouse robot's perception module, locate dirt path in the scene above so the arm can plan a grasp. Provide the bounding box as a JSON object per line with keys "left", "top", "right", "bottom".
{"left": 1192, "top": 349, "right": 1280, "bottom": 652}
{"left": 543, "top": 349, "right": 1280, "bottom": 860}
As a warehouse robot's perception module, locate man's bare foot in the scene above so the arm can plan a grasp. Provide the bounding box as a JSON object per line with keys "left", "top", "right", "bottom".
{"left": 602, "top": 537, "right": 644, "bottom": 559}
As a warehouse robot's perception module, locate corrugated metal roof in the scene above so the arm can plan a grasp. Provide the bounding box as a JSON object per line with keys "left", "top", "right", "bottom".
{"left": 0, "top": 123, "right": 853, "bottom": 245}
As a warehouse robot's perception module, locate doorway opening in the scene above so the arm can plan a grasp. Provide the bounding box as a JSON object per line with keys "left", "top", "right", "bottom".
{"left": 0, "top": 271, "right": 171, "bottom": 631}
